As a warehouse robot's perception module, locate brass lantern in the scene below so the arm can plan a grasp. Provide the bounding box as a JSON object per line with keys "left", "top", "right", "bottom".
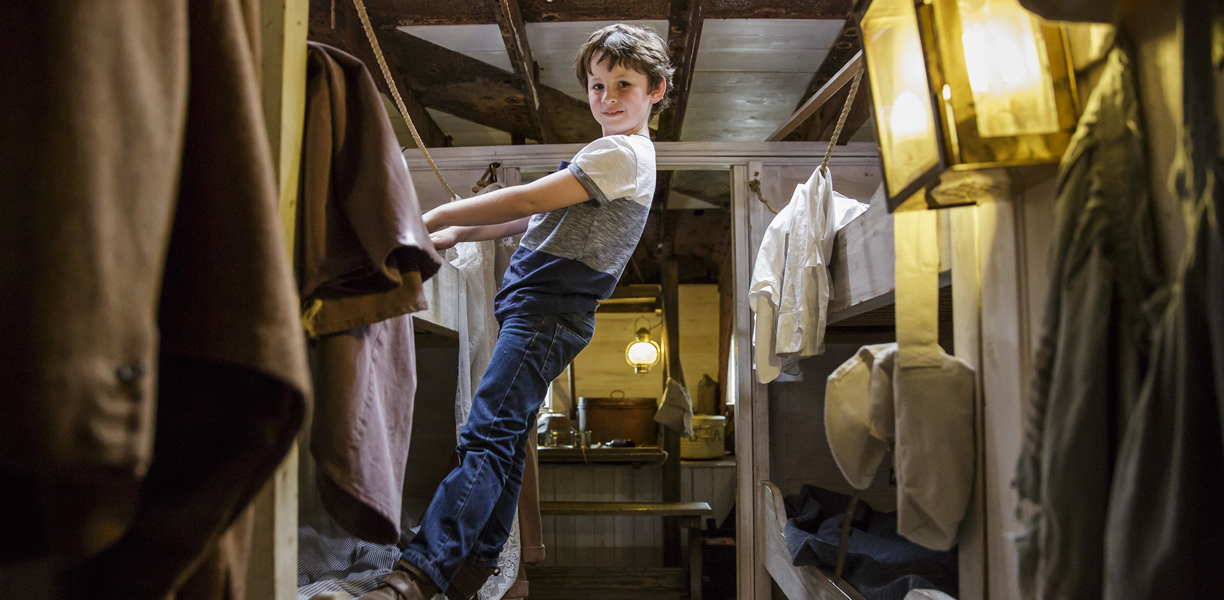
{"left": 856, "top": 0, "right": 1080, "bottom": 212}
{"left": 625, "top": 327, "right": 661, "bottom": 374}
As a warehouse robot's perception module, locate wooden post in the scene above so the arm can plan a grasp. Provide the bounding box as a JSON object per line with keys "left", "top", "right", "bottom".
{"left": 661, "top": 257, "right": 685, "bottom": 568}
{"left": 731, "top": 164, "right": 772, "bottom": 599}
{"left": 249, "top": 0, "right": 309, "bottom": 598}
{"left": 950, "top": 205, "right": 986, "bottom": 600}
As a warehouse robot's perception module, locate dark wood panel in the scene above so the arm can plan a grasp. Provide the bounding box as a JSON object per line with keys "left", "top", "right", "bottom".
{"left": 400, "top": 341, "right": 459, "bottom": 527}
{"left": 656, "top": 0, "right": 707, "bottom": 142}
{"left": 357, "top": 0, "right": 847, "bottom": 25}
{"left": 376, "top": 29, "right": 600, "bottom": 143}
{"left": 525, "top": 566, "right": 688, "bottom": 600}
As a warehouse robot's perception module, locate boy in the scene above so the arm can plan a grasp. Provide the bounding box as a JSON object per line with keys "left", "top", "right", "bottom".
{"left": 362, "top": 24, "right": 673, "bottom": 600}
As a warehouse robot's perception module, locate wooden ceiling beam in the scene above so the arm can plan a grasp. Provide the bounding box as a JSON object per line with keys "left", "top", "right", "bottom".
{"left": 705, "top": 0, "right": 851, "bottom": 19}
{"left": 361, "top": 0, "right": 848, "bottom": 26}
{"left": 490, "top": 0, "right": 554, "bottom": 143}
{"left": 783, "top": 19, "right": 868, "bottom": 143}
{"left": 318, "top": 0, "right": 450, "bottom": 147}
{"left": 376, "top": 30, "right": 601, "bottom": 143}
{"left": 656, "top": 0, "right": 707, "bottom": 142}
{"left": 802, "top": 83, "right": 871, "bottom": 143}
{"left": 800, "top": 22, "right": 871, "bottom": 142}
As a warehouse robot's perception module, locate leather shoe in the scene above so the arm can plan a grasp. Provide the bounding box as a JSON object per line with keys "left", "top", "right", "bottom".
{"left": 444, "top": 562, "right": 499, "bottom": 600}
{"left": 359, "top": 560, "right": 438, "bottom": 600}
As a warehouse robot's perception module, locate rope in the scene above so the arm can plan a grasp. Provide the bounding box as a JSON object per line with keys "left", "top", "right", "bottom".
{"left": 820, "top": 63, "right": 865, "bottom": 173}
{"left": 749, "top": 178, "right": 779, "bottom": 215}
{"left": 834, "top": 491, "right": 861, "bottom": 580}
{"left": 752, "top": 63, "right": 864, "bottom": 215}
{"left": 351, "top": 0, "right": 460, "bottom": 202}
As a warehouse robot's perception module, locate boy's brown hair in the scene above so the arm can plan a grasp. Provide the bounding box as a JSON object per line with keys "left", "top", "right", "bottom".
{"left": 574, "top": 24, "right": 674, "bottom": 116}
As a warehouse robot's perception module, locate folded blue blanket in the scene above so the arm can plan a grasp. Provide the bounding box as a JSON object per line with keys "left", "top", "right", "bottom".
{"left": 784, "top": 485, "right": 958, "bottom": 600}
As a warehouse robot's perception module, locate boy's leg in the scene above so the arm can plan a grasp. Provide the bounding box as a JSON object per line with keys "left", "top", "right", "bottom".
{"left": 399, "top": 313, "right": 593, "bottom": 591}
{"left": 470, "top": 312, "right": 594, "bottom": 563}
{"left": 467, "top": 411, "right": 536, "bottom": 567}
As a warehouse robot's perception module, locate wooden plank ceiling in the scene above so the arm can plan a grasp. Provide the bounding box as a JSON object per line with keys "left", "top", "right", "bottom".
{"left": 308, "top": 0, "right": 867, "bottom": 147}
{"left": 308, "top": 0, "right": 876, "bottom": 285}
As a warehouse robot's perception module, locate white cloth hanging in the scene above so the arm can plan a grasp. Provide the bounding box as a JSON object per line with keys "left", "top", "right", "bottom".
{"left": 824, "top": 343, "right": 976, "bottom": 551}
{"left": 749, "top": 167, "right": 867, "bottom": 382}
{"left": 824, "top": 343, "right": 895, "bottom": 490}
{"left": 655, "top": 377, "right": 695, "bottom": 439}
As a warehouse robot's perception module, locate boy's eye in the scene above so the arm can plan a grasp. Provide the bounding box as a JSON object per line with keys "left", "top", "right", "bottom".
{"left": 591, "top": 83, "right": 604, "bottom": 91}
{"left": 618, "top": 81, "right": 631, "bottom": 88}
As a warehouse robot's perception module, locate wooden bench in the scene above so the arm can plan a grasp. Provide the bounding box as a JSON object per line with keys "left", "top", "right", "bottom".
{"left": 531, "top": 501, "right": 712, "bottom": 600}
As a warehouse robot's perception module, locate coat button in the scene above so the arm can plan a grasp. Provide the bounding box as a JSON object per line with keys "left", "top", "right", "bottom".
{"left": 117, "top": 362, "right": 145, "bottom": 383}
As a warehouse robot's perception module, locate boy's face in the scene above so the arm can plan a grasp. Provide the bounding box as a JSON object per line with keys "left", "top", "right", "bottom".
{"left": 586, "top": 53, "right": 665, "bottom": 137}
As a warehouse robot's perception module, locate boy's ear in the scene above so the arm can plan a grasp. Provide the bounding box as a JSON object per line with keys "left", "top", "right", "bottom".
{"left": 650, "top": 80, "right": 667, "bottom": 103}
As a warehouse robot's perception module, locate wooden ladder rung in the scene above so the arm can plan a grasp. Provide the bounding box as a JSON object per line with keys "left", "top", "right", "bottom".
{"left": 539, "top": 501, "right": 711, "bottom": 517}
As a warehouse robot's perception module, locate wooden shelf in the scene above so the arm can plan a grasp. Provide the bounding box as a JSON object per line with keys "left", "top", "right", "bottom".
{"left": 540, "top": 500, "right": 710, "bottom": 518}
{"left": 537, "top": 446, "right": 668, "bottom": 465}
{"left": 411, "top": 315, "right": 459, "bottom": 348}
{"left": 761, "top": 481, "right": 866, "bottom": 600}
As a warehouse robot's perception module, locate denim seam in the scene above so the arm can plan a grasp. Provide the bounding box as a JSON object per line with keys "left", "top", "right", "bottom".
{"left": 471, "top": 322, "right": 563, "bottom": 559}
{"left": 433, "top": 318, "right": 546, "bottom": 557}
{"left": 400, "top": 549, "right": 446, "bottom": 591}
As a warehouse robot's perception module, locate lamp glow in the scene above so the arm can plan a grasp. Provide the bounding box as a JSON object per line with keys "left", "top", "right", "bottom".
{"left": 957, "top": 0, "right": 1059, "bottom": 137}
{"left": 625, "top": 328, "right": 660, "bottom": 374}
{"left": 890, "top": 90, "right": 931, "bottom": 141}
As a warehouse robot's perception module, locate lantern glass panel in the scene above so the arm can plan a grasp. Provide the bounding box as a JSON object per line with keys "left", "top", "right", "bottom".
{"left": 626, "top": 340, "right": 659, "bottom": 368}
{"left": 862, "top": 0, "right": 942, "bottom": 199}
{"left": 956, "top": 0, "right": 1060, "bottom": 137}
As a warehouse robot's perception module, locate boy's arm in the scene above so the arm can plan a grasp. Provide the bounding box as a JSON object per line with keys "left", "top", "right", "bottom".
{"left": 430, "top": 217, "right": 531, "bottom": 251}
{"left": 423, "top": 169, "right": 591, "bottom": 233}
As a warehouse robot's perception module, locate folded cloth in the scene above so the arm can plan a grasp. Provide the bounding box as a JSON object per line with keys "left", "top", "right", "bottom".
{"left": 783, "top": 485, "right": 958, "bottom": 600}
{"left": 655, "top": 378, "right": 694, "bottom": 439}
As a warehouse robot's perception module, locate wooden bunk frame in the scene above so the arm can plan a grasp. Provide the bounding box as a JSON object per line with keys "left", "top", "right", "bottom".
{"left": 761, "top": 481, "right": 866, "bottom": 600}
{"left": 736, "top": 169, "right": 901, "bottom": 600}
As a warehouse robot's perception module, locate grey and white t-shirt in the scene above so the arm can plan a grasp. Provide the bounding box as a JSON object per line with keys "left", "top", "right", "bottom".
{"left": 493, "top": 134, "right": 655, "bottom": 321}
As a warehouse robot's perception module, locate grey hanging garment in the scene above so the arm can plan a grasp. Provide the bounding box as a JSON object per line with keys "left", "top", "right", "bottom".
{"left": 1103, "top": 2, "right": 1224, "bottom": 597}
{"left": 1012, "top": 37, "right": 1165, "bottom": 600}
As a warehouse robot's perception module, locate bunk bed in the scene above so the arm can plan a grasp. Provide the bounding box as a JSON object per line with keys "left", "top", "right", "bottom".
{"left": 761, "top": 481, "right": 867, "bottom": 600}
{"left": 747, "top": 178, "right": 895, "bottom": 600}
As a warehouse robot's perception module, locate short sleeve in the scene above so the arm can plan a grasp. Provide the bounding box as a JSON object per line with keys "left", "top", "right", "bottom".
{"left": 567, "top": 136, "right": 639, "bottom": 207}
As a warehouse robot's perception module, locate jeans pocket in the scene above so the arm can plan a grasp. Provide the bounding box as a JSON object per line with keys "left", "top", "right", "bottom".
{"left": 556, "top": 313, "right": 595, "bottom": 344}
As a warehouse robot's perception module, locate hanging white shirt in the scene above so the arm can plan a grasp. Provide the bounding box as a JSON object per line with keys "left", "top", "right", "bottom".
{"left": 748, "top": 198, "right": 795, "bottom": 384}
{"left": 749, "top": 167, "right": 867, "bottom": 382}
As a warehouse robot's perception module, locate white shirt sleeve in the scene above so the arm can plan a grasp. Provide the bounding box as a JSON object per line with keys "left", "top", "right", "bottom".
{"left": 567, "top": 136, "right": 640, "bottom": 206}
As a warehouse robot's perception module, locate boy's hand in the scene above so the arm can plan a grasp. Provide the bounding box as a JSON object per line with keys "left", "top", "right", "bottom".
{"left": 430, "top": 227, "right": 459, "bottom": 251}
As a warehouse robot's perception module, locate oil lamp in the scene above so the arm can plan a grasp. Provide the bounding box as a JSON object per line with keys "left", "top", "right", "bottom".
{"left": 857, "top": 0, "right": 1080, "bottom": 211}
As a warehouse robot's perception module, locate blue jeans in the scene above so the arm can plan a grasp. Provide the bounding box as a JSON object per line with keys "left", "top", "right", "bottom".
{"left": 401, "top": 312, "right": 594, "bottom": 591}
